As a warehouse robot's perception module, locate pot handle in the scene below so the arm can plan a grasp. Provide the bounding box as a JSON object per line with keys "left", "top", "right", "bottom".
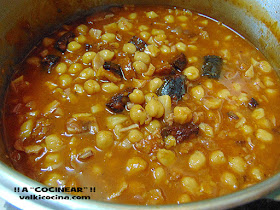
{"left": 265, "top": 189, "right": 280, "bottom": 201}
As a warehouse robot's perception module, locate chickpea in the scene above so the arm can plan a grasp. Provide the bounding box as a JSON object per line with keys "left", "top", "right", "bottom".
{"left": 140, "top": 31, "right": 151, "bottom": 40}
{"left": 265, "top": 89, "right": 278, "bottom": 96}
{"left": 191, "top": 85, "right": 205, "bottom": 100}
{"left": 188, "top": 45, "right": 198, "bottom": 50}
{"left": 188, "top": 150, "right": 206, "bottom": 170}
{"left": 203, "top": 98, "right": 222, "bottom": 109}
{"left": 101, "top": 33, "right": 116, "bottom": 43}
{"left": 257, "top": 118, "right": 272, "bottom": 129}
{"left": 96, "top": 130, "right": 114, "bottom": 150}
{"left": 199, "top": 123, "right": 214, "bottom": 137}
{"left": 217, "top": 89, "right": 231, "bottom": 99}
{"left": 104, "top": 22, "right": 117, "bottom": 32}
{"left": 128, "top": 129, "right": 144, "bottom": 143}
{"left": 149, "top": 78, "right": 163, "bottom": 93}
{"left": 160, "top": 45, "right": 171, "bottom": 54}
{"left": 98, "top": 50, "right": 115, "bottom": 61}
{"left": 74, "top": 84, "right": 84, "bottom": 94}
{"left": 146, "top": 11, "right": 159, "bottom": 19}
{"left": 128, "top": 13, "right": 137, "bottom": 19}
{"left": 145, "top": 119, "right": 161, "bottom": 133}
{"left": 263, "top": 76, "right": 274, "bottom": 87}
{"left": 45, "top": 134, "right": 63, "bottom": 151}
{"left": 174, "top": 106, "right": 192, "bottom": 124}
{"left": 204, "top": 80, "right": 213, "bottom": 89}
{"left": 238, "top": 93, "right": 248, "bottom": 103}
{"left": 145, "top": 99, "right": 164, "bottom": 118}
{"left": 176, "top": 42, "right": 187, "bottom": 51}
{"left": 241, "top": 125, "right": 253, "bottom": 135}
{"left": 56, "top": 63, "right": 67, "bottom": 74}
{"left": 181, "top": 177, "right": 199, "bottom": 195}
{"left": 43, "top": 173, "right": 64, "bottom": 187}
{"left": 177, "top": 16, "right": 188, "bottom": 22}
{"left": 84, "top": 80, "right": 101, "bottom": 94}
{"left": 259, "top": 60, "right": 272, "bottom": 73}
{"left": 123, "top": 43, "right": 137, "bottom": 54}
{"left": 44, "top": 153, "right": 62, "bottom": 169}
{"left": 256, "top": 129, "right": 273, "bottom": 142}
{"left": 91, "top": 104, "right": 104, "bottom": 114}
{"left": 89, "top": 28, "right": 102, "bottom": 39}
{"left": 101, "top": 83, "right": 119, "bottom": 93}
{"left": 79, "top": 68, "right": 95, "bottom": 80}
{"left": 221, "top": 172, "right": 238, "bottom": 189}
{"left": 250, "top": 167, "right": 264, "bottom": 180}
{"left": 164, "top": 15, "right": 175, "bottom": 23}
{"left": 58, "top": 74, "right": 72, "bottom": 88}
{"left": 157, "top": 149, "right": 176, "bottom": 166}
{"left": 130, "top": 104, "right": 147, "bottom": 125}
{"left": 188, "top": 56, "right": 198, "bottom": 64}
{"left": 144, "top": 45, "right": 160, "bottom": 57}
{"left": 68, "top": 63, "right": 83, "bottom": 74}
{"left": 153, "top": 167, "right": 166, "bottom": 183}
{"left": 118, "top": 17, "right": 133, "bottom": 31}
{"left": 178, "top": 194, "right": 191, "bottom": 203}
{"left": 158, "top": 95, "right": 172, "bottom": 119}
{"left": 151, "top": 29, "right": 165, "bottom": 35}
{"left": 252, "top": 108, "right": 265, "bottom": 120}
{"left": 75, "top": 35, "right": 87, "bottom": 44}
{"left": 229, "top": 157, "right": 247, "bottom": 175}
{"left": 145, "top": 93, "right": 158, "bottom": 103}
{"left": 76, "top": 24, "right": 88, "bottom": 35}
{"left": 139, "top": 25, "right": 149, "bottom": 31}
{"left": 129, "top": 89, "right": 145, "bottom": 104}
{"left": 154, "top": 34, "right": 166, "bottom": 44}
{"left": 244, "top": 65, "right": 254, "bottom": 78}
{"left": 183, "top": 66, "right": 200, "bottom": 80}
{"left": 210, "top": 150, "right": 226, "bottom": 165}
{"left": 164, "top": 135, "right": 176, "bottom": 149}
{"left": 68, "top": 41, "right": 82, "bottom": 51}
{"left": 134, "top": 52, "right": 151, "bottom": 64}
{"left": 25, "top": 145, "right": 43, "bottom": 154}
{"left": 20, "top": 119, "right": 35, "bottom": 140}
{"left": 126, "top": 157, "right": 147, "bottom": 175}
{"left": 133, "top": 61, "right": 147, "bottom": 74}
{"left": 82, "top": 52, "right": 96, "bottom": 64}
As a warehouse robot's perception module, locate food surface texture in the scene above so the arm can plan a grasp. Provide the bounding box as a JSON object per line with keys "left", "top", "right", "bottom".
{"left": 4, "top": 5, "right": 280, "bottom": 205}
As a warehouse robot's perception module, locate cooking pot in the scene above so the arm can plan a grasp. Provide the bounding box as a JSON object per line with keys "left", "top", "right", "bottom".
{"left": 0, "top": 0, "right": 279, "bottom": 209}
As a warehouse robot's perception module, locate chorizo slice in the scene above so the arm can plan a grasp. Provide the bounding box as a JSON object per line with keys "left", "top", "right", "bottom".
{"left": 54, "top": 31, "right": 75, "bottom": 53}
{"left": 129, "top": 36, "right": 147, "bottom": 52}
{"left": 161, "top": 124, "right": 199, "bottom": 143}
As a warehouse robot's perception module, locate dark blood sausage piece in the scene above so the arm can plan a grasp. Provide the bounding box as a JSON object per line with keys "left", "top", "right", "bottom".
{"left": 248, "top": 98, "right": 259, "bottom": 109}
{"left": 158, "top": 75, "right": 186, "bottom": 101}
{"left": 54, "top": 31, "right": 75, "bottom": 53}
{"left": 41, "top": 55, "right": 60, "bottom": 73}
{"left": 103, "top": 61, "right": 123, "bottom": 77}
{"left": 106, "top": 88, "right": 133, "bottom": 113}
{"left": 128, "top": 36, "right": 147, "bottom": 52}
{"left": 202, "top": 55, "right": 223, "bottom": 79}
{"left": 171, "top": 53, "right": 187, "bottom": 72}
{"left": 162, "top": 124, "right": 199, "bottom": 143}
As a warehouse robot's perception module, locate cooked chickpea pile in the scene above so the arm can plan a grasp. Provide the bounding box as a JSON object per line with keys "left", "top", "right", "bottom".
{"left": 4, "top": 5, "right": 280, "bottom": 205}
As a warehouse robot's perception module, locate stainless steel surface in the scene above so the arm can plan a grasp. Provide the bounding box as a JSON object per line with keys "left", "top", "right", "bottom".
{"left": 0, "top": 0, "right": 279, "bottom": 209}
